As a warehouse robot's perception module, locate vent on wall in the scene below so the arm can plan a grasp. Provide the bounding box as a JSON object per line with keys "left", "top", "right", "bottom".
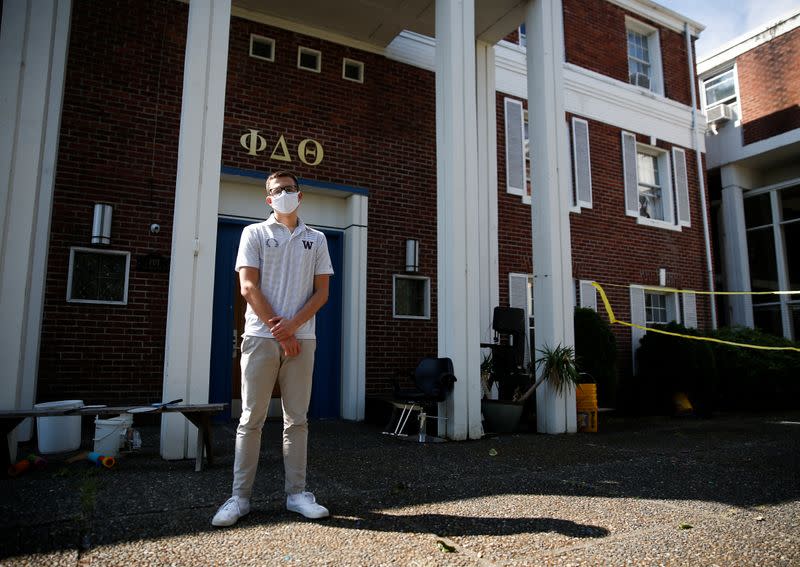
{"left": 249, "top": 34, "right": 274, "bottom": 62}
{"left": 298, "top": 47, "right": 321, "bottom": 73}
{"left": 342, "top": 58, "right": 364, "bottom": 83}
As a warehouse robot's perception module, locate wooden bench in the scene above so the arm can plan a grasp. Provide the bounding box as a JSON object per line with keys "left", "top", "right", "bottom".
{"left": 1, "top": 403, "right": 227, "bottom": 472}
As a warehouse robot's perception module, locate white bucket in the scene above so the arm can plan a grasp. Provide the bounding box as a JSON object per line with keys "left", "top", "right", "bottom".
{"left": 93, "top": 415, "right": 129, "bottom": 457}
{"left": 35, "top": 400, "right": 83, "bottom": 454}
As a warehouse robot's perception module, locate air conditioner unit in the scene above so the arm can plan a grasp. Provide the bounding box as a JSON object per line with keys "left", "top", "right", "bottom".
{"left": 629, "top": 72, "right": 651, "bottom": 89}
{"left": 706, "top": 103, "right": 733, "bottom": 124}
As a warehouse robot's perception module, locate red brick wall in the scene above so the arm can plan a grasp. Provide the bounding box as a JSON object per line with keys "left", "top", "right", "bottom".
{"left": 738, "top": 26, "right": 800, "bottom": 145}
{"left": 496, "top": 93, "right": 533, "bottom": 308}
{"left": 563, "top": 0, "right": 695, "bottom": 107}
{"left": 567, "top": 116, "right": 712, "bottom": 379}
{"left": 222, "top": 17, "right": 439, "bottom": 395}
{"left": 496, "top": 94, "right": 712, "bottom": 379}
{"left": 39, "top": 0, "right": 187, "bottom": 404}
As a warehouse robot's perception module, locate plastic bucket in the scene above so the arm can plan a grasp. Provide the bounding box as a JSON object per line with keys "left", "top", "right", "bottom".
{"left": 93, "top": 415, "right": 129, "bottom": 457}
{"left": 35, "top": 400, "right": 83, "bottom": 454}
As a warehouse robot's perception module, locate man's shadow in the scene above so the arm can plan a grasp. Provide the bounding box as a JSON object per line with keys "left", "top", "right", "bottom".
{"left": 293, "top": 510, "right": 609, "bottom": 539}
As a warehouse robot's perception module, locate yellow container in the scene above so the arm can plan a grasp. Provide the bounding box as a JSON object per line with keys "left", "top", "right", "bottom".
{"left": 575, "top": 383, "right": 598, "bottom": 432}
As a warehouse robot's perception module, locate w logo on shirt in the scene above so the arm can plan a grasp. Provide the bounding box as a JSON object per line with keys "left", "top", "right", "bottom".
{"left": 302, "top": 240, "right": 314, "bottom": 250}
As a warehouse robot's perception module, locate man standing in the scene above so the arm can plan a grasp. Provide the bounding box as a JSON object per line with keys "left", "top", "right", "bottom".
{"left": 212, "top": 170, "right": 333, "bottom": 527}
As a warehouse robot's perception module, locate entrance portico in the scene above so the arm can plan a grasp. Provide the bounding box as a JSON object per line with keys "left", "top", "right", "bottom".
{"left": 0, "top": 0, "right": 580, "bottom": 461}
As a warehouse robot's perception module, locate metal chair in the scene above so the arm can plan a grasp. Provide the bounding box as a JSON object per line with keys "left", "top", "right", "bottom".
{"left": 384, "top": 357, "right": 457, "bottom": 443}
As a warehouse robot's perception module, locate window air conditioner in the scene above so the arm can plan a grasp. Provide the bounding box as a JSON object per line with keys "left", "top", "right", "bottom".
{"left": 629, "top": 72, "right": 651, "bottom": 89}
{"left": 706, "top": 103, "right": 733, "bottom": 124}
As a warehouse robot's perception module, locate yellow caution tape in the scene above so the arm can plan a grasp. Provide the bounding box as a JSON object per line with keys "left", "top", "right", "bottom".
{"left": 591, "top": 282, "right": 800, "bottom": 352}
{"left": 596, "top": 282, "right": 800, "bottom": 296}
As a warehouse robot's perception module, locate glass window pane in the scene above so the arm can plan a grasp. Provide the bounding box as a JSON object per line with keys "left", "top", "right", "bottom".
{"left": 70, "top": 251, "right": 126, "bottom": 302}
{"left": 783, "top": 221, "right": 800, "bottom": 292}
{"left": 744, "top": 193, "right": 772, "bottom": 228}
{"left": 637, "top": 153, "right": 656, "bottom": 185}
{"left": 790, "top": 303, "right": 800, "bottom": 341}
{"left": 780, "top": 186, "right": 800, "bottom": 222}
{"left": 753, "top": 304, "right": 783, "bottom": 338}
{"left": 704, "top": 70, "right": 735, "bottom": 105}
{"left": 395, "top": 277, "right": 427, "bottom": 317}
{"left": 747, "top": 227, "right": 778, "bottom": 301}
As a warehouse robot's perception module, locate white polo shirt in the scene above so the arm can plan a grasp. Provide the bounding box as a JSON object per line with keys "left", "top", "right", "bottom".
{"left": 235, "top": 214, "right": 334, "bottom": 339}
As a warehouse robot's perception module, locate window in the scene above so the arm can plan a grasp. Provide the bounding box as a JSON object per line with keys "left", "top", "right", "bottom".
{"left": 509, "top": 273, "right": 534, "bottom": 365}
{"left": 342, "top": 58, "right": 364, "bottom": 83}
{"left": 625, "top": 19, "right": 663, "bottom": 95}
{"left": 637, "top": 150, "right": 665, "bottom": 221}
{"left": 249, "top": 34, "right": 274, "bottom": 62}
{"left": 645, "top": 292, "right": 670, "bottom": 324}
{"left": 393, "top": 275, "right": 430, "bottom": 319}
{"left": 67, "top": 247, "right": 130, "bottom": 305}
{"left": 519, "top": 23, "right": 527, "bottom": 47}
{"left": 622, "top": 132, "right": 689, "bottom": 229}
{"left": 743, "top": 185, "right": 800, "bottom": 339}
{"left": 297, "top": 47, "right": 321, "bottom": 73}
{"left": 702, "top": 68, "right": 739, "bottom": 121}
{"left": 627, "top": 30, "right": 651, "bottom": 88}
{"left": 523, "top": 110, "right": 531, "bottom": 199}
{"left": 630, "top": 285, "right": 679, "bottom": 369}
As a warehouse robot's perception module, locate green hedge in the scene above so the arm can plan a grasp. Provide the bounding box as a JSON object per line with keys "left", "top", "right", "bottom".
{"left": 635, "top": 322, "right": 718, "bottom": 416}
{"left": 708, "top": 326, "right": 800, "bottom": 410}
{"left": 632, "top": 323, "right": 799, "bottom": 414}
{"left": 574, "top": 308, "right": 618, "bottom": 408}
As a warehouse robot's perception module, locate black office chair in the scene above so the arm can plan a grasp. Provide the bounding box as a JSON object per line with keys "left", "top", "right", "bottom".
{"left": 385, "top": 357, "right": 457, "bottom": 442}
{"left": 486, "top": 307, "right": 530, "bottom": 400}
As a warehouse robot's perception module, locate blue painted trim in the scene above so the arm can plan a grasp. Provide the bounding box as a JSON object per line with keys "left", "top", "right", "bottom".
{"left": 220, "top": 166, "right": 369, "bottom": 196}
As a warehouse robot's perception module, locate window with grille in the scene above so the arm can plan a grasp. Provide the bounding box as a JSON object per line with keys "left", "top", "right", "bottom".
{"left": 67, "top": 247, "right": 130, "bottom": 304}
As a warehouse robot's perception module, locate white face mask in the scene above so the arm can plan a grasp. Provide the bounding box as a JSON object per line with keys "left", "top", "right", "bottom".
{"left": 270, "top": 191, "right": 300, "bottom": 214}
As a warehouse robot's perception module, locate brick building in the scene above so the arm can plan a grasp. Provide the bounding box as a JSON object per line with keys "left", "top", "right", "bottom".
{"left": 2, "top": 0, "right": 711, "bottom": 457}
{"left": 698, "top": 8, "right": 800, "bottom": 340}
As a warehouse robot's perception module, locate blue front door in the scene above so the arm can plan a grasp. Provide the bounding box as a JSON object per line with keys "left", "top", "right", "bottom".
{"left": 210, "top": 218, "right": 343, "bottom": 420}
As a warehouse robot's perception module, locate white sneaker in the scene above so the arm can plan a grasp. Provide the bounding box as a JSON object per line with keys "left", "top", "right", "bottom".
{"left": 286, "top": 491, "right": 329, "bottom": 519}
{"left": 211, "top": 496, "right": 250, "bottom": 527}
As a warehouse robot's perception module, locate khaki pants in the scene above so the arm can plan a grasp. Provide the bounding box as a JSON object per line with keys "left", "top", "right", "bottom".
{"left": 232, "top": 336, "right": 316, "bottom": 498}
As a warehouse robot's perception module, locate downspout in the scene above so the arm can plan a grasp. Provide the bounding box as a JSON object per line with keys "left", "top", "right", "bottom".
{"left": 685, "top": 23, "right": 718, "bottom": 329}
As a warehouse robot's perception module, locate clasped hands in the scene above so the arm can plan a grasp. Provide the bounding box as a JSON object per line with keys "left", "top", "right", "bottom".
{"left": 268, "top": 316, "right": 300, "bottom": 356}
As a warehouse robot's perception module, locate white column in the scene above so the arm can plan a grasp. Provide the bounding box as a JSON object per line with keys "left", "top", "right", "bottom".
{"left": 161, "top": 0, "right": 231, "bottom": 459}
{"left": 720, "top": 186, "right": 754, "bottom": 327}
{"left": 341, "top": 194, "right": 368, "bottom": 420}
{"left": 0, "top": 0, "right": 72, "bottom": 458}
{"left": 435, "top": 0, "right": 483, "bottom": 440}
{"left": 770, "top": 191, "right": 792, "bottom": 339}
{"left": 476, "top": 41, "right": 500, "bottom": 346}
{"left": 720, "top": 164, "right": 756, "bottom": 328}
{"left": 526, "top": 0, "right": 577, "bottom": 434}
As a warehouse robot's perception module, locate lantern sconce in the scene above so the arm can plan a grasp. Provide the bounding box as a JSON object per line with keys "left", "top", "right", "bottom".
{"left": 91, "top": 203, "right": 113, "bottom": 245}
{"left": 405, "top": 239, "right": 419, "bottom": 272}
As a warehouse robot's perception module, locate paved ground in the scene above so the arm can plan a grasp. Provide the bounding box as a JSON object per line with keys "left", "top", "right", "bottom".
{"left": 2, "top": 410, "right": 799, "bottom": 566}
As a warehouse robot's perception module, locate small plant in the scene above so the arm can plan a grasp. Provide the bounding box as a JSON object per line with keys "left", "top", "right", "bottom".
{"left": 515, "top": 343, "right": 581, "bottom": 402}
{"left": 480, "top": 352, "right": 494, "bottom": 398}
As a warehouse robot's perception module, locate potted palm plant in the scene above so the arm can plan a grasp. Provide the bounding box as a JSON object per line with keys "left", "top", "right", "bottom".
{"left": 482, "top": 343, "right": 580, "bottom": 434}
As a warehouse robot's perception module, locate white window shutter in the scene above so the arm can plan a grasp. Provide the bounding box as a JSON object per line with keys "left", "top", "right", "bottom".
{"left": 672, "top": 147, "right": 691, "bottom": 227}
{"left": 504, "top": 98, "right": 525, "bottom": 196}
{"left": 509, "top": 273, "right": 531, "bottom": 366}
{"left": 629, "top": 286, "right": 646, "bottom": 373}
{"left": 579, "top": 280, "right": 597, "bottom": 311}
{"left": 572, "top": 118, "right": 592, "bottom": 208}
{"left": 682, "top": 292, "right": 697, "bottom": 328}
{"left": 621, "top": 131, "right": 639, "bottom": 217}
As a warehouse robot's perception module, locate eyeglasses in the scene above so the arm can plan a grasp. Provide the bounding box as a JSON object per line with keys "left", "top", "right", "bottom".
{"left": 268, "top": 184, "right": 299, "bottom": 197}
